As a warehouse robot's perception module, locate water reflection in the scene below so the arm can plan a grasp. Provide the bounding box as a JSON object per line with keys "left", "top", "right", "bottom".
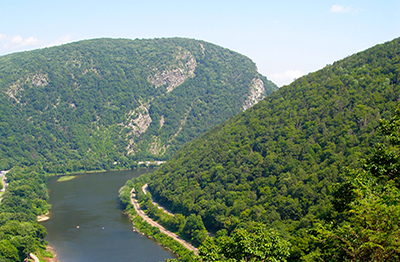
{"left": 43, "top": 169, "right": 176, "bottom": 262}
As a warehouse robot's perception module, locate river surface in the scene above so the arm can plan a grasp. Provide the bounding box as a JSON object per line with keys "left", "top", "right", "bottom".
{"left": 42, "top": 169, "right": 176, "bottom": 262}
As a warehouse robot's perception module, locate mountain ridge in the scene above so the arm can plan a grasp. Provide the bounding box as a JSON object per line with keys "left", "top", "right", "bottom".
{"left": 146, "top": 37, "right": 400, "bottom": 259}
{"left": 0, "top": 37, "right": 277, "bottom": 172}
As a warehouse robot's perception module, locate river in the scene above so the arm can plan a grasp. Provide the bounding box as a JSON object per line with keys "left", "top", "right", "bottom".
{"left": 42, "top": 169, "right": 177, "bottom": 262}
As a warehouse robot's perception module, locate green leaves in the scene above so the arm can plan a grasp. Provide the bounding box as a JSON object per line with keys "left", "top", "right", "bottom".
{"left": 316, "top": 108, "right": 400, "bottom": 262}
{"left": 147, "top": 37, "right": 400, "bottom": 260}
{"left": 198, "top": 223, "right": 290, "bottom": 262}
{"left": 0, "top": 38, "right": 277, "bottom": 173}
{"left": 0, "top": 168, "right": 49, "bottom": 262}
{"left": 317, "top": 184, "right": 400, "bottom": 262}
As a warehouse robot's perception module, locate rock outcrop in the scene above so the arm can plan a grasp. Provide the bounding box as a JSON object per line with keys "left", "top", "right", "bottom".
{"left": 242, "top": 78, "right": 266, "bottom": 110}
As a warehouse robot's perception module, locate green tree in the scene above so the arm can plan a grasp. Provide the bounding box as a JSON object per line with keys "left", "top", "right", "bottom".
{"left": 0, "top": 240, "right": 19, "bottom": 262}
{"left": 198, "top": 223, "right": 290, "bottom": 262}
{"left": 316, "top": 109, "right": 400, "bottom": 262}
{"left": 183, "top": 214, "right": 207, "bottom": 246}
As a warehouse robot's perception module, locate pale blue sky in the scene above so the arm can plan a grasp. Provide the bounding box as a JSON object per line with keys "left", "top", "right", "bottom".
{"left": 1, "top": 0, "right": 399, "bottom": 86}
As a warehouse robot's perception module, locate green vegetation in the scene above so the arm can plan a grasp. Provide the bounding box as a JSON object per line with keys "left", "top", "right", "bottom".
{"left": 141, "top": 37, "right": 400, "bottom": 260}
{"left": 118, "top": 176, "right": 197, "bottom": 261}
{"left": 57, "top": 175, "right": 76, "bottom": 182}
{"left": 0, "top": 38, "right": 277, "bottom": 173}
{"left": 0, "top": 37, "right": 277, "bottom": 261}
{"left": 314, "top": 109, "right": 400, "bottom": 262}
{"left": 0, "top": 166, "right": 50, "bottom": 261}
{"left": 198, "top": 223, "right": 291, "bottom": 262}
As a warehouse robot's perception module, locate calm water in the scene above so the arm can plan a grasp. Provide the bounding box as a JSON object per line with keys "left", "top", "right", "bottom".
{"left": 42, "top": 169, "right": 176, "bottom": 262}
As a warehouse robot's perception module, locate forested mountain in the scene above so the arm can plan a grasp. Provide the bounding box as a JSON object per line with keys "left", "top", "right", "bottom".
{"left": 146, "top": 37, "right": 400, "bottom": 259}
{"left": 0, "top": 38, "right": 277, "bottom": 172}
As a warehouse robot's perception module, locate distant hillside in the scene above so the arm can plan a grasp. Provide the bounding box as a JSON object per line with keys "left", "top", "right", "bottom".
{"left": 147, "top": 37, "right": 400, "bottom": 259}
{"left": 0, "top": 38, "right": 277, "bottom": 172}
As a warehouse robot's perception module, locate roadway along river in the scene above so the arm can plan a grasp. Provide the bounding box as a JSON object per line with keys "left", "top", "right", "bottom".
{"left": 42, "top": 169, "right": 177, "bottom": 262}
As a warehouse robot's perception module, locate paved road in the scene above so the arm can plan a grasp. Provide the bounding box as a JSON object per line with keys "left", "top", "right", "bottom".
{"left": 130, "top": 188, "right": 198, "bottom": 254}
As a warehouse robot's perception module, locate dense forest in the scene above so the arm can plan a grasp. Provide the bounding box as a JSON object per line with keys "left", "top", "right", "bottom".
{"left": 0, "top": 167, "right": 51, "bottom": 261}
{"left": 141, "top": 37, "right": 400, "bottom": 260}
{"left": 0, "top": 38, "right": 277, "bottom": 173}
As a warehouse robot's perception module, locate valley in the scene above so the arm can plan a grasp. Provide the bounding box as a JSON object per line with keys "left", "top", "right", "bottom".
{"left": 1, "top": 36, "right": 400, "bottom": 262}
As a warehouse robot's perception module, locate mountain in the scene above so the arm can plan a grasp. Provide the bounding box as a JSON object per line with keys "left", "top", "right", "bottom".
{"left": 0, "top": 38, "right": 277, "bottom": 172}
{"left": 146, "top": 37, "right": 400, "bottom": 259}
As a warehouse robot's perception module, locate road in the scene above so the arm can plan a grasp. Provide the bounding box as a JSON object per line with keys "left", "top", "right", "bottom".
{"left": 130, "top": 188, "right": 198, "bottom": 254}
{"left": 141, "top": 184, "right": 175, "bottom": 216}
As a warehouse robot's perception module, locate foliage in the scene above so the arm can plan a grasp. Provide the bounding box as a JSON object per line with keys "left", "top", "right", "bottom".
{"left": 0, "top": 38, "right": 277, "bottom": 173}
{"left": 0, "top": 167, "right": 49, "bottom": 261}
{"left": 145, "top": 37, "right": 400, "bottom": 260}
{"left": 118, "top": 177, "right": 197, "bottom": 261}
{"left": 315, "top": 109, "right": 400, "bottom": 262}
{"left": 198, "top": 223, "right": 290, "bottom": 262}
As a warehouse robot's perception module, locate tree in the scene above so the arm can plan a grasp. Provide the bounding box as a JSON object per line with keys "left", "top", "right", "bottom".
{"left": 183, "top": 214, "right": 207, "bottom": 246}
{"left": 316, "top": 109, "right": 400, "bottom": 262}
{"left": 0, "top": 240, "right": 19, "bottom": 262}
{"left": 198, "top": 223, "right": 290, "bottom": 262}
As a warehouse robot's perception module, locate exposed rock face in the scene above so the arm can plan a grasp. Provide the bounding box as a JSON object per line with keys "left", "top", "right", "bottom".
{"left": 82, "top": 68, "right": 99, "bottom": 75}
{"left": 126, "top": 104, "right": 152, "bottom": 136}
{"left": 242, "top": 78, "right": 266, "bottom": 111}
{"left": 125, "top": 103, "right": 152, "bottom": 155}
{"left": 148, "top": 51, "right": 197, "bottom": 93}
{"left": 199, "top": 43, "right": 205, "bottom": 55}
{"left": 6, "top": 73, "right": 49, "bottom": 103}
{"left": 159, "top": 115, "right": 165, "bottom": 129}
{"left": 0, "top": 38, "right": 278, "bottom": 167}
{"left": 5, "top": 85, "right": 23, "bottom": 103}
{"left": 30, "top": 74, "right": 49, "bottom": 87}
{"left": 148, "top": 136, "right": 167, "bottom": 155}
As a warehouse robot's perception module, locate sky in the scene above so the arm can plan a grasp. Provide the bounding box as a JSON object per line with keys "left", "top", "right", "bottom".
{"left": 1, "top": 0, "right": 399, "bottom": 87}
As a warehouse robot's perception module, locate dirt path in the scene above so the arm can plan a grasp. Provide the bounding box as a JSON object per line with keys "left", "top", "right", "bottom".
{"left": 130, "top": 188, "right": 198, "bottom": 254}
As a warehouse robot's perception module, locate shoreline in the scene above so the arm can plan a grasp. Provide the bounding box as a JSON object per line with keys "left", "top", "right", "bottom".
{"left": 45, "top": 245, "right": 59, "bottom": 262}
{"left": 130, "top": 188, "right": 199, "bottom": 254}
{"left": 45, "top": 164, "right": 162, "bottom": 177}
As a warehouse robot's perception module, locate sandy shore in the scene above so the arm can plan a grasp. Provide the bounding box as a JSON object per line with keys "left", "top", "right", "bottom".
{"left": 44, "top": 246, "right": 59, "bottom": 262}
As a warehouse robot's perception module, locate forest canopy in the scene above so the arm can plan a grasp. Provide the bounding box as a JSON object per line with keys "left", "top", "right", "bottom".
{"left": 0, "top": 38, "right": 277, "bottom": 173}
{"left": 145, "top": 37, "right": 400, "bottom": 260}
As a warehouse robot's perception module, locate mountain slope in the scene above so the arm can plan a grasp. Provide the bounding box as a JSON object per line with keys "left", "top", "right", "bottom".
{"left": 0, "top": 38, "right": 277, "bottom": 172}
{"left": 147, "top": 37, "right": 400, "bottom": 258}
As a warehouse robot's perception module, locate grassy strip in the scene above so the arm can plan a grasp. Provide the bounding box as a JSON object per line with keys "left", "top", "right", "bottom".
{"left": 57, "top": 175, "right": 76, "bottom": 182}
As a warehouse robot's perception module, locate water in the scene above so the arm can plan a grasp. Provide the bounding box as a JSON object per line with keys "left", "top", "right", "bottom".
{"left": 42, "top": 169, "right": 176, "bottom": 262}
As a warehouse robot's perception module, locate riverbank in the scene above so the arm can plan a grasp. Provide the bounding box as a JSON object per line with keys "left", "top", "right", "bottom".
{"left": 130, "top": 188, "right": 199, "bottom": 254}
{"left": 142, "top": 184, "right": 175, "bottom": 216}
{"left": 44, "top": 246, "right": 58, "bottom": 262}
{"left": 45, "top": 161, "right": 165, "bottom": 177}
